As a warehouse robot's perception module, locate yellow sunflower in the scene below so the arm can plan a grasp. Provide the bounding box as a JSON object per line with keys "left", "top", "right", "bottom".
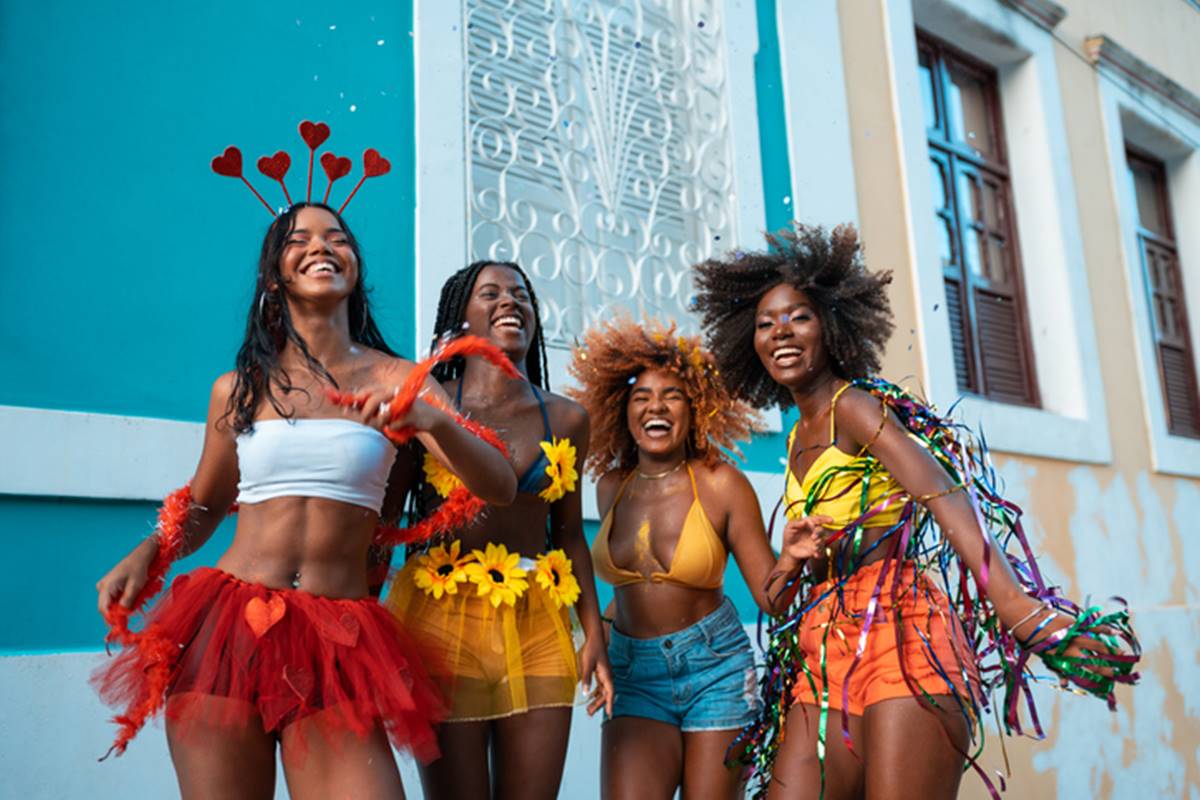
{"left": 538, "top": 437, "right": 579, "bottom": 503}
{"left": 464, "top": 542, "right": 529, "bottom": 608}
{"left": 423, "top": 452, "right": 463, "bottom": 498}
{"left": 411, "top": 541, "right": 472, "bottom": 600}
{"left": 534, "top": 549, "right": 581, "bottom": 609}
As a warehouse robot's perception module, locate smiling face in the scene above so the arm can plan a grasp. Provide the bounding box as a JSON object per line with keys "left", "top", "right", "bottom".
{"left": 462, "top": 264, "right": 537, "bottom": 361}
{"left": 626, "top": 368, "right": 692, "bottom": 461}
{"left": 752, "top": 283, "right": 832, "bottom": 391}
{"left": 277, "top": 205, "right": 359, "bottom": 303}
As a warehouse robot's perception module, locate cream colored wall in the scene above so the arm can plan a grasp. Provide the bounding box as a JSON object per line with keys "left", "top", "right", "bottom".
{"left": 837, "top": 1, "right": 1199, "bottom": 797}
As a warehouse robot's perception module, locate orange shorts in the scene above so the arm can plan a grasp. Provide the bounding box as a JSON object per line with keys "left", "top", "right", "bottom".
{"left": 792, "top": 560, "right": 980, "bottom": 716}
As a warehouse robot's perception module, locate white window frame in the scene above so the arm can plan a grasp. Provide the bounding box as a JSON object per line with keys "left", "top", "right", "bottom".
{"left": 414, "top": 0, "right": 766, "bottom": 358}
{"left": 884, "top": 0, "right": 1112, "bottom": 463}
{"left": 1092, "top": 36, "right": 1200, "bottom": 477}
{"left": 414, "top": 0, "right": 773, "bottom": 519}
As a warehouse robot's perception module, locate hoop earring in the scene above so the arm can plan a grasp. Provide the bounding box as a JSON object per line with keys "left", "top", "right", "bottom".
{"left": 258, "top": 292, "right": 268, "bottom": 319}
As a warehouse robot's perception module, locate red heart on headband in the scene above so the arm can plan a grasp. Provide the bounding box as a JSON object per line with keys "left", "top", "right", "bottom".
{"left": 257, "top": 151, "right": 291, "bottom": 180}
{"left": 363, "top": 148, "right": 391, "bottom": 177}
{"left": 299, "top": 120, "right": 330, "bottom": 149}
{"left": 321, "top": 152, "right": 352, "bottom": 180}
{"left": 211, "top": 146, "right": 243, "bottom": 178}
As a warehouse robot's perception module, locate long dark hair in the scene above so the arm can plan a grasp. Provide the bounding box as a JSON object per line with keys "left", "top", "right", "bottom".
{"left": 429, "top": 260, "right": 549, "bottom": 390}
{"left": 227, "top": 202, "right": 396, "bottom": 432}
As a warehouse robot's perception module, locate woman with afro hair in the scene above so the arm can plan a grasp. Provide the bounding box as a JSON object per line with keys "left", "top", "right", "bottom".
{"left": 568, "top": 318, "right": 821, "bottom": 800}
{"left": 693, "top": 223, "right": 1138, "bottom": 799}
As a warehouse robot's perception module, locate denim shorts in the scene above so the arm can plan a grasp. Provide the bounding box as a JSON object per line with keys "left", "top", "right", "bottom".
{"left": 607, "top": 597, "right": 760, "bottom": 732}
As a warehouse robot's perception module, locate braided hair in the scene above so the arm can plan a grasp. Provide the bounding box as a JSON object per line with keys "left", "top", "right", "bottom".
{"left": 405, "top": 260, "right": 552, "bottom": 552}
{"left": 428, "top": 260, "right": 550, "bottom": 389}
{"left": 693, "top": 223, "right": 894, "bottom": 410}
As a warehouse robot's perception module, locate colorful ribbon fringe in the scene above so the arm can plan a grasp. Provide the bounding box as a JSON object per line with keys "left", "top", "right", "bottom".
{"left": 734, "top": 378, "right": 1140, "bottom": 799}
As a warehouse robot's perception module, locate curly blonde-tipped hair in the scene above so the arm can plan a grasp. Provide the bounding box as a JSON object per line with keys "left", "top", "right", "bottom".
{"left": 567, "top": 318, "right": 761, "bottom": 478}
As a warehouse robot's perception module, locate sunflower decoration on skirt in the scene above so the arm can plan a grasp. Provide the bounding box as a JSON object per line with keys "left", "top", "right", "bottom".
{"left": 422, "top": 453, "right": 464, "bottom": 499}
{"left": 464, "top": 543, "right": 529, "bottom": 608}
{"left": 538, "top": 437, "right": 579, "bottom": 503}
{"left": 412, "top": 541, "right": 472, "bottom": 599}
{"left": 533, "top": 549, "right": 581, "bottom": 609}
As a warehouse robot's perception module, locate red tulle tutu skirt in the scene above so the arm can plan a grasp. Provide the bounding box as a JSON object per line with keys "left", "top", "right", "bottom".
{"left": 92, "top": 567, "right": 444, "bottom": 761}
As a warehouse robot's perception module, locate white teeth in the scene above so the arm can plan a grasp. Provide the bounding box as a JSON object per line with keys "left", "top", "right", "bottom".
{"left": 494, "top": 315, "right": 523, "bottom": 329}
{"left": 773, "top": 347, "right": 803, "bottom": 359}
{"left": 307, "top": 261, "right": 337, "bottom": 274}
{"left": 643, "top": 419, "right": 671, "bottom": 431}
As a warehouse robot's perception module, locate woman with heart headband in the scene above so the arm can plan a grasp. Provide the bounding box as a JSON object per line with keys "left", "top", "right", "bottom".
{"left": 385, "top": 261, "right": 615, "bottom": 800}
{"left": 566, "top": 317, "right": 815, "bottom": 800}
{"left": 692, "top": 223, "right": 1140, "bottom": 800}
{"left": 92, "top": 123, "right": 519, "bottom": 800}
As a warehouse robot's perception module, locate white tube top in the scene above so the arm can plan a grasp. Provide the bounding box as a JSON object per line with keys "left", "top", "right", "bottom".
{"left": 236, "top": 418, "right": 397, "bottom": 512}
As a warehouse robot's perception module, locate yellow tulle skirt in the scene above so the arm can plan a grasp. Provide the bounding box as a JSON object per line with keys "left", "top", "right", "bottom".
{"left": 386, "top": 543, "right": 580, "bottom": 721}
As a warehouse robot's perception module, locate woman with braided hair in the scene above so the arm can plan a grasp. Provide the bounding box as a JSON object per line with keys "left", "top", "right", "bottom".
{"left": 567, "top": 318, "right": 821, "bottom": 800}
{"left": 93, "top": 204, "right": 517, "bottom": 799}
{"left": 693, "top": 223, "right": 1139, "bottom": 799}
{"left": 386, "top": 260, "right": 614, "bottom": 800}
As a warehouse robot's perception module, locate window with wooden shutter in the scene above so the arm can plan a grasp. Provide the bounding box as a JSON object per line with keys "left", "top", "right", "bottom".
{"left": 917, "top": 32, "right": 1038, "bottom": 405}
{"left": 1127, "top": 149, "right": 1200, "bottom": 438}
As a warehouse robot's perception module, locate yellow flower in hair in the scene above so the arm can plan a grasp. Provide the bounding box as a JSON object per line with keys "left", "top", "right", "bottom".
{"left": 534, "top": 549, "right": 581, "bottom": 609}
{"left": 423, "top": 452, "right": 463, "bottom": 498}
{"left": 412, "top": 541, "right": 472, "bottom": 600}
{"left": 538, "top": 437, "right": 579, "bottom": 503}
{"left": 464, "top": 543, "right": 529, "bottom": 608}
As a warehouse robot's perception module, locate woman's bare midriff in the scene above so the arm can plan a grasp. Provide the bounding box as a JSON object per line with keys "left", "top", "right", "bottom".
{"left": 809, "top": 524, "right": 894, "bottom": 581}
{"left": 453, "top": 493, "right": 552, "bottom": 557}
{"left": 613, "top": 582, "right": 726, "bottom": 639}
{"left": 216, "top": 496, "right": 380, "bottom": 598}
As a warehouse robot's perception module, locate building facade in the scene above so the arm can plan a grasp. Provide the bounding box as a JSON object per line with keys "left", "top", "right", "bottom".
{"left": 1, "top": 0, "right": 1197, "bottom": 796}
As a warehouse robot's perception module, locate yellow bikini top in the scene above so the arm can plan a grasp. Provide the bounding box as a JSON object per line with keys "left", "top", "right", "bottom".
{"left": 592, "top": 464, "right": 727, "bottom": 590}
{"left": 784, "top": 383, "right": 906, "bottom": 530}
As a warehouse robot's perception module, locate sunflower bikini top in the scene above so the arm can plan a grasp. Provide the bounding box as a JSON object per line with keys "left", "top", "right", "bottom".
{"left": 783, "top": 383, "right": 905, "bottom": 530}
{"left": 422, "top": 381, "right": 577, "bottom": 504}
{"left": 592, "top": 464, "right": 727, "bottom": 590}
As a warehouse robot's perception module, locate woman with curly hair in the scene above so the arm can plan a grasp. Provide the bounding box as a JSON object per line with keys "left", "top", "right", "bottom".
{"left": 693, "top": 223, "right": 1138, "bottom": 799}
{"left": 568, "top": 319, "right": 820, "bottom": 800}
{"left": 385, "top": 261, "right": 614, "bottom": 800}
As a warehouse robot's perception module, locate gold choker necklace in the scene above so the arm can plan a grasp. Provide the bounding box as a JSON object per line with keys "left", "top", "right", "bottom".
{"left": 636, "top": 460, "right": 686, "bottom": 480}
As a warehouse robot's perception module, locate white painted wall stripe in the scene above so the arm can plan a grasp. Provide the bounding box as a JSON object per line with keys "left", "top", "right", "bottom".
{"left": 0, "top": 406, "right": 789, "bottom": 532}
{"left": 0, "top": 406, "right": 202, "bottom": 501}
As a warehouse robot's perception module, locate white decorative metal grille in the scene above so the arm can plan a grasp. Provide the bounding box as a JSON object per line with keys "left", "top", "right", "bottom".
{"left": 465, "top": 0, "right": 736, "bottom": 346}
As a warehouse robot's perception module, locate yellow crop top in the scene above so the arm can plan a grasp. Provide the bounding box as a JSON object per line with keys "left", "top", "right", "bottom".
{"left": 591, "top": 465, "right": 727, "bottom": 590}
{"left": 784, "top": 383, "right": 906, "bottom": 530}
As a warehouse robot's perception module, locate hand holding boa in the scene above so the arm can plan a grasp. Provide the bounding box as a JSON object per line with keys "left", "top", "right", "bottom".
{"left": 327, "top": 334, "right": 519, "bottom": 546}
{"left": 101, "top": 335, "right": 519, "bottom": 757}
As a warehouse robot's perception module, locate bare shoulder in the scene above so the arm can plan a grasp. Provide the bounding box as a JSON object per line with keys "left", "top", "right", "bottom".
{"left": 596, "top": 469, "right": 625, "bottom": 515}
{"left": 369, "top": 351, "right": 419, "bottom": 384}
{"left": 544, "top": 391, "right": 589, "bottom": 438}
{"left": 211, "top": 370, "right": 237, "bottom": 400}
{"left": 208, "top": 371, "right": 238, "bottom": 430}
{"left": 693, "top": 460, "right": 755, "bottom": 500}
{"left": 834, "top": 384, "right": 902, "bottom": 446}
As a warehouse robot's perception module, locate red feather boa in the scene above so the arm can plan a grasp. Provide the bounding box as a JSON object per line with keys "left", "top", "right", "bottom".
{"left": 100, "top": 335, "right": 518, "bottom": 756}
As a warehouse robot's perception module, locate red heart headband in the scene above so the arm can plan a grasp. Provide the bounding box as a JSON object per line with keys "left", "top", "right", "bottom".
{"left": 211, "top": 120, "right": 392, "bottom": 217}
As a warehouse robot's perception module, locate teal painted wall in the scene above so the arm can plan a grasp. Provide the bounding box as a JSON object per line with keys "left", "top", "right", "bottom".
{"left": 0, "top": 1, "right": 417, "bottom": 421}
{"left": 1, "top": 0, "right": 795, "bottom": 654}
{"left": 0, "top": 0, "right": 417, "bottom": 652}
{"left": 0, "top": 497, "right": 238, "bottom": 653}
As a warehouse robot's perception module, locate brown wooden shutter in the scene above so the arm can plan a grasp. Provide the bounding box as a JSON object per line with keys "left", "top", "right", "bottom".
{"left": 1129, "top": 149, "right": 1200, "bottom": 438}
{"left": 919, "top": 31, "right": 1038, "bottom": 406}
{"left": 975, "top": 290, "right": 1031, "bottom": 403}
